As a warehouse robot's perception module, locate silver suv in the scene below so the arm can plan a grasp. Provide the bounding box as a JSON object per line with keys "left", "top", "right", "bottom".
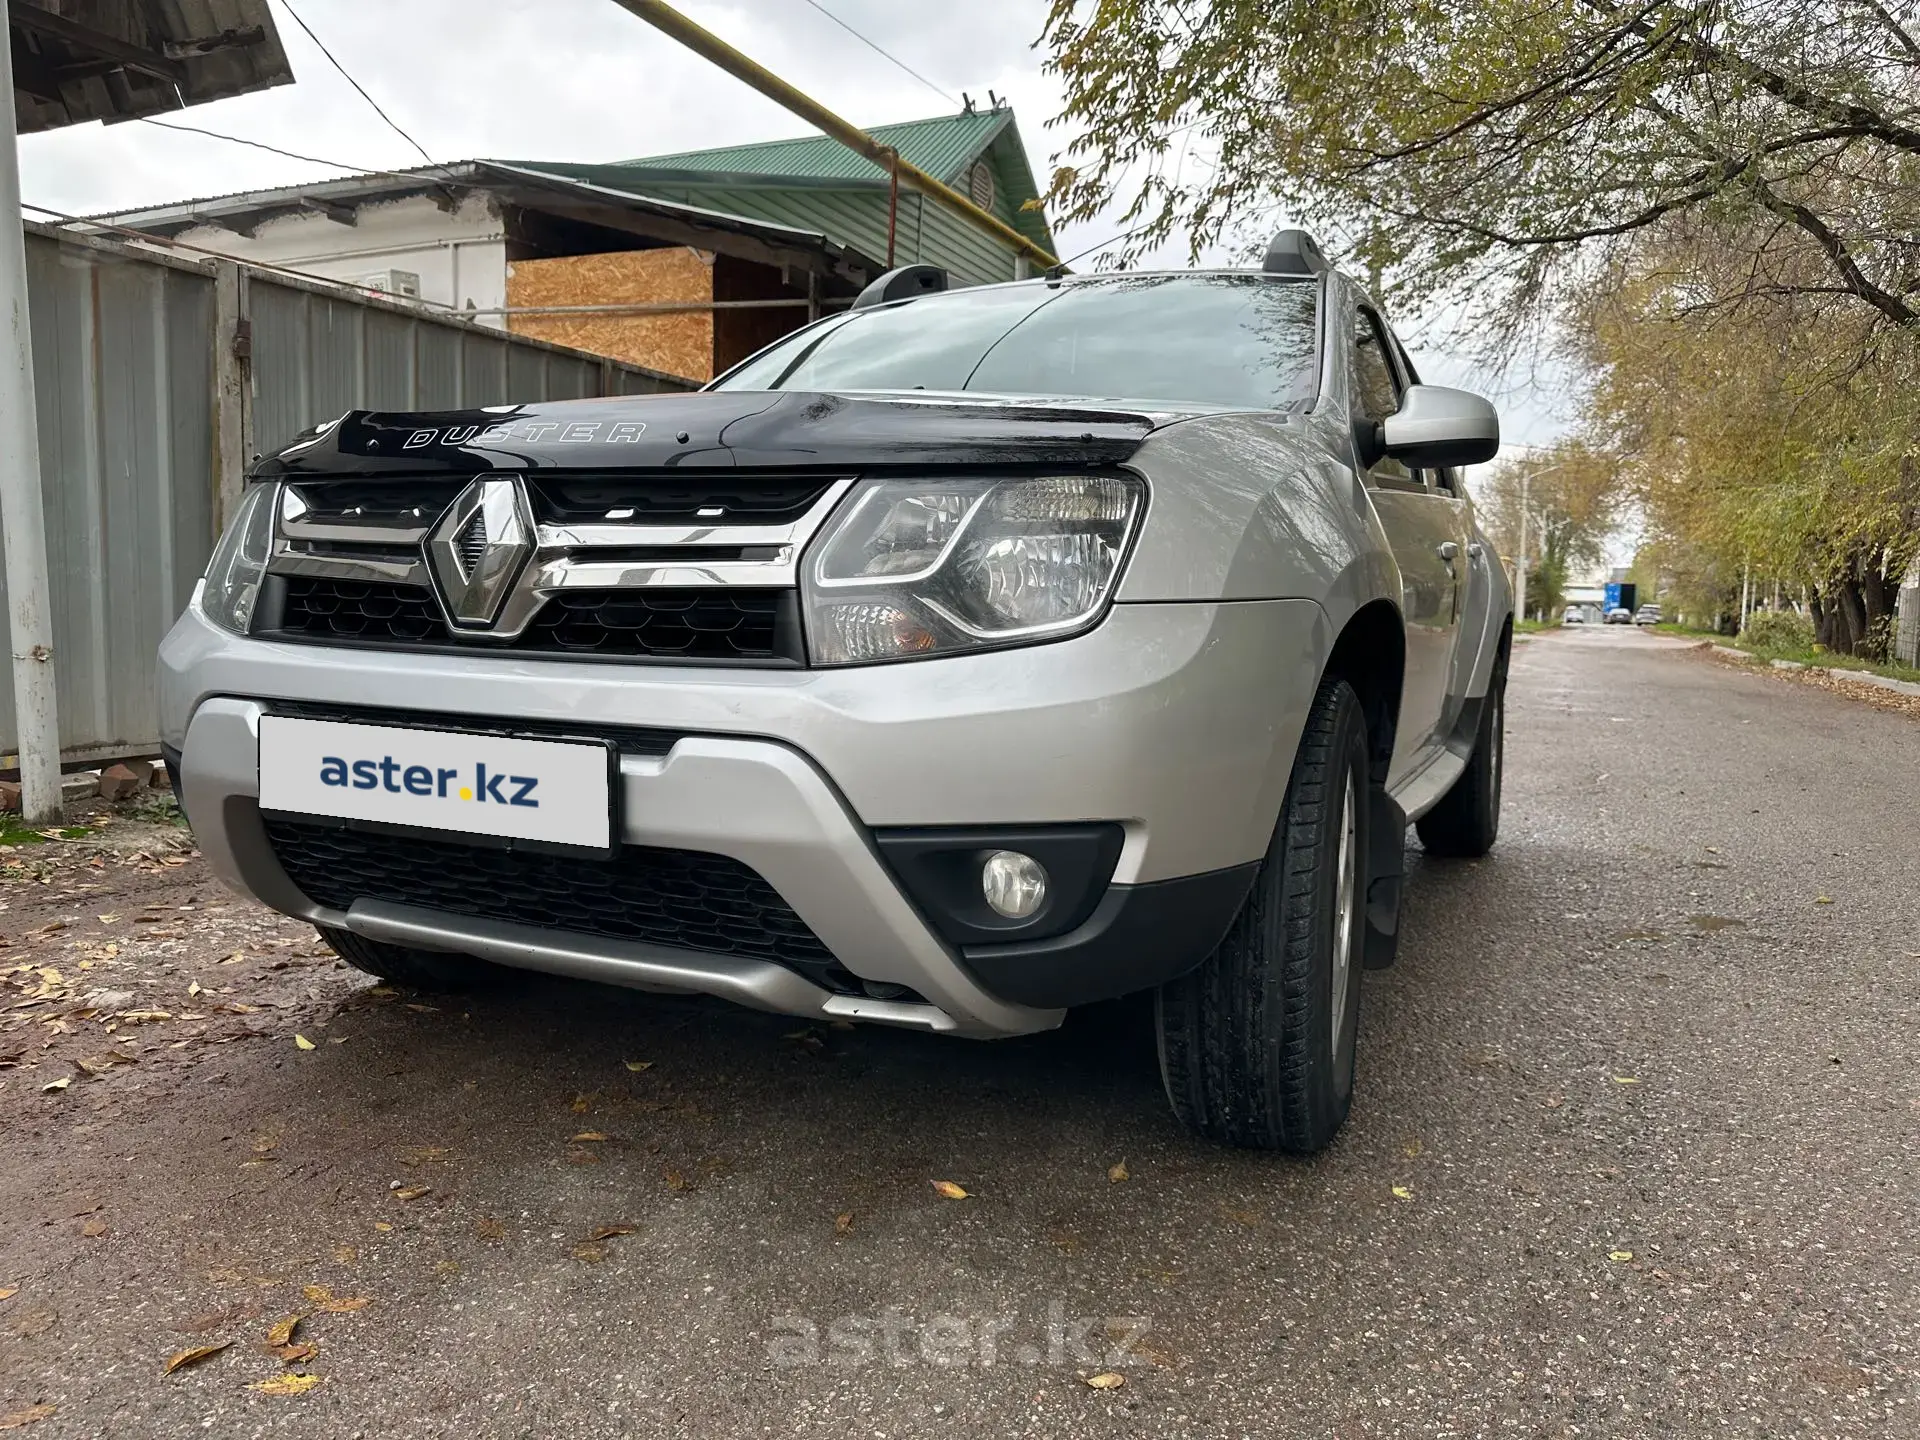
{"left": 159, "top": 231, "right": 1511, "bottom": 1153}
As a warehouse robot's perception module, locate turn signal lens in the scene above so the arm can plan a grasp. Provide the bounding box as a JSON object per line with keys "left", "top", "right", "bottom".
{"left": 199, "top": 483, "right": 276, "bottom": 636}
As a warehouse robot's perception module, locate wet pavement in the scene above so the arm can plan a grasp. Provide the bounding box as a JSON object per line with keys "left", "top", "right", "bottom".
{"left": 2, "top": 626, "right": 1916, "bottom": 1437}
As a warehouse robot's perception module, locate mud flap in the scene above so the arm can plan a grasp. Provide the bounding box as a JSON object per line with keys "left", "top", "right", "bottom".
{"left": 1363, "top": 786, "right": 1406, "bottom": 970}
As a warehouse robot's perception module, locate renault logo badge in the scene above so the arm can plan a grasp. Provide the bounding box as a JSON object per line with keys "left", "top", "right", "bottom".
{"left": 426, "top": 476, "right": 533, "bottom": 628}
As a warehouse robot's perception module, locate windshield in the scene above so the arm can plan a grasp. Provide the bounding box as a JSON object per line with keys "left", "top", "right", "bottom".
{"left": 713, "top": 274, "right": 1320, "bottom": 412}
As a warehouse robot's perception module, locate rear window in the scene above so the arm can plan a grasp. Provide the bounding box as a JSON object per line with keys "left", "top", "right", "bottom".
{"left": 713, "top": 274, "right": 1320, "bottom": 412}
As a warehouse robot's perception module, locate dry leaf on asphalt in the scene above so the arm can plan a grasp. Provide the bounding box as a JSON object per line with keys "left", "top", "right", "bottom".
{"left": 571, "top": 1243, "right": 606, "bottom": 1263}
{"left": 40, "top": 1077, "right": 68, "bottom": 1092}
{"left": 293, "top": 1035, "right": 315, "bottom": 1051}
{"left": 1107, "top": 1161, "right": 1129, "bottom": 1183}
{"left": 391, "top": 1185, "right": 431, "bottom": 1203}
{"left": 571, "top": 1131, "right": 610, "bottom": 1142}
{"left": 1391, "top": 1186, "right": 1414, "bottom": 1201}
{"left": 1609, "top": 1250, "right": 1635, "bottom": 1262}
{"left": 266, "top": 1342, "right": 316, "bottom": 1364}
{"left": 300, "top": 1285, "right": 368, "bottom": 1313}
{"left": 164, "top": 1341, "right": 231, "bottom": 1374}
{"left": 264, "top": 1315, "right": 302, "bottom": 1348}
{"left": 80, "top": 1218, "right": 108, "bottom": 1238}
{"left": 931, "top": 1180, "right": 970, "bottom": 1200}
{"left": 0, "top": 1289, "right": 16, "bottom": 1301}
{"left": 332, "top": 1246, "right": 356, "bottom": 1264}
{"left": 588, "top": 1224, "right": 637, "bottom": 1241}
{"left": 0, "top": 1404, "right": 57, "bottom": 1429}
{"left": 1612, "top": 1076, "right": 1641, "bottom": 1084}
{"left": 623, "top": 1060, "right": 653, "bottom": 1072}
{"left": 246, "top": 1373, "right": 321, "bottom": 1396}
{"left": 1085, "top": 1372, "right": 1126, "bottom": 1389}
{"left": 371, "top": 1222, "right": 392, "bottom": 1233}
{"left": 473, "top": 1216, "right": 506, "bottom": 1242}
{"left": 664, "top": 1167, "right": 689, "bottom": 1191}
{"left": 568, "top": 1094, "right": 592, "bottom": 1114}
{"left": 834, "top": 1211, "right": 854, "bottom": 1236}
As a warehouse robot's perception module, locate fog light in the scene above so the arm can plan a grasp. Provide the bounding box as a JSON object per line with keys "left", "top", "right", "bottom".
{"left": 981, "top": 850, "right": 1048, "bottom": 920}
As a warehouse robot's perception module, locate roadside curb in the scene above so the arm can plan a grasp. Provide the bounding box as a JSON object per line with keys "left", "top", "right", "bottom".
{"left": 1696, "top": 640, "right": 1920, "bottom": 699}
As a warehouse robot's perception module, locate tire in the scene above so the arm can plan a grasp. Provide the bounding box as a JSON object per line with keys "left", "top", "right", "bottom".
{"left": 1155, "top": 676, "right": 1369, "bottom": 1153}
{"left": 317, "top": 925, "right": 500, "bottom": 992}
{"left": 1415, "top": 662, "right": 1506, "bottom": 858}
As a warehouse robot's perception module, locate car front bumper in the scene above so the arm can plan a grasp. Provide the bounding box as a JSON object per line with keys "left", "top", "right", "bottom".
{"left": 159, "top": 596, "right": 1325, "bottom": 1037}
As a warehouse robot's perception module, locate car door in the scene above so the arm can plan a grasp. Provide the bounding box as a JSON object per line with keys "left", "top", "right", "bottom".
{"left": 1348, "top": 305, "right": 1467, "bottom": 780}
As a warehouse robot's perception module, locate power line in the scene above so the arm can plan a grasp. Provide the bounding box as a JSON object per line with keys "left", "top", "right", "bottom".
{"left": 279, "top": 0, "right": 436, "bottom": 166}
{"left": 794, "top": 0, "right": 960, "bottom": 108}
{"left": 136, "top": 117, "right": 423, "bottom": 182}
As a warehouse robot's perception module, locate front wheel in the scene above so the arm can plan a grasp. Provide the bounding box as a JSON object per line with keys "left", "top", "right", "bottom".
{"left": 318, "top": 925, "right": 502, "bottom": 992}
{"left": 1155, "top": 676, "right": 1369, "bottom": 1152}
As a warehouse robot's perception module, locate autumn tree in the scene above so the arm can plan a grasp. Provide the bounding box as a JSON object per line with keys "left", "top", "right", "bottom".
{"left": 1042, "top": 1, "right": 1920, "bottom": 336}
{"left": 1475, "top": 445, "right": 1624, "bottom": 619}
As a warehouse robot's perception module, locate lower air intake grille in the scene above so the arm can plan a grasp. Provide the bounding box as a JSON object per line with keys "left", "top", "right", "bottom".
{"left": 263, "top": 816, "right": 846, "bottom": 983}
{"left": 271, "top": 579, "right": 792, "bottom": 661}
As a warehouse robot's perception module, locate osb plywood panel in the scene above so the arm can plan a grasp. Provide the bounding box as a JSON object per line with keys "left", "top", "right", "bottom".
{"left": 507, "top": 248, "right": 713, "bottom": 380}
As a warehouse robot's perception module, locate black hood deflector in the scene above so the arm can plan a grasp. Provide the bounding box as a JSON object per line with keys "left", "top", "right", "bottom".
{"left": 254, "top": 391, "right": 1161, "bottom": 478}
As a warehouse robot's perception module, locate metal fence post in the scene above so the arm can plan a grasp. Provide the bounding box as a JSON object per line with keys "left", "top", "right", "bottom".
{"left": 0, "top": 3, "right": 63, "bottom": 822}
{"left": 212, "top": 261, "right": 252, "bottom": 534}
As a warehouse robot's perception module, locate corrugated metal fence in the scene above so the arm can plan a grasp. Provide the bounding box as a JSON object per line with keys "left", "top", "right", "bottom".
{"left": 3, "top": 222, "right": 694, "bottom": 765}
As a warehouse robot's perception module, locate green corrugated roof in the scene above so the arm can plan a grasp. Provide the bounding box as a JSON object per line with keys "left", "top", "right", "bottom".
{"left": 620, "top": 110, "right": 1012, "bottom": 185}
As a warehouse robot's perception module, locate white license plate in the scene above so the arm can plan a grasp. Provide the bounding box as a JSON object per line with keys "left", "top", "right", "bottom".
{"left": 257, "top": 716, "right": 614, "bottom": 852}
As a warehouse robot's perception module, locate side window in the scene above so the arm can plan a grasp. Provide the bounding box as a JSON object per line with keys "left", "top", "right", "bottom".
{"left": 1350, "top": 311, "right": 1402, "bottom": 424}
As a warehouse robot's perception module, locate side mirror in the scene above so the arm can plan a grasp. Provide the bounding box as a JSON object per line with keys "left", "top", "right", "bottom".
{"left": 1380, "top": 385, "right": 1500, "bottom": 468}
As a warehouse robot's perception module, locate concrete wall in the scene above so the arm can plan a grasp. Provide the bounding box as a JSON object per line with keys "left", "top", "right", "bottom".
{"left": 172, "top": 193, "right": 509, "bottom": 326}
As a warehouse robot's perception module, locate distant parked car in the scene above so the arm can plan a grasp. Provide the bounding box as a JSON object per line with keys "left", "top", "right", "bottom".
{"left": 1562, "top": 606, "right": 1586, "bottom": 624}
{"left": 1605, "top": 607, "right": 1633, "bottom": 624}
{"left": 1634, "top": 604, "right": 1662, "bottom": 626}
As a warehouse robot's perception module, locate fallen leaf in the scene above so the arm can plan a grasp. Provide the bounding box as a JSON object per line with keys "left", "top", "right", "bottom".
{"left": 246, "top": 1373, "right": 321, "bottom": 1395}
{"left": 300, "top": 1285, "right": 367, "bottom": 1313}
{"left": 0, "top": 1289, "right": 15, "bottom": 1301}
{"left": 1814, "top": 896, "right": 1834, "bottom": 905}
{"left": 931, "top": 1180, "right": 969, "bottom": 1200}
{"left": 332, "top": 1246, "right": 356, "bottom": 1265}
{"left": 293, "top": 1034, "right": 314, "bottom": 1051}
{"left": 568, "top": 1094, "right": 591, "bottom": 1114}
{"left": 1391, "top": 1186, "right": 1414, "bottom": 1201}
{"left": 1609, "top": 1250, "right": 1635, "bottom": 1262}
{"left": 571, "top": 1243, "right": 606, "bottom": 1263}
{"left": 572, "top": 1130, "right": 609, "bottom": 1142}
{"left": 188, "top": 981, "right": 201, "bottom": 997}
{"left": 588, "top": 1224, "right": 637, "bottom": 1241}
{"left": 1085, "top": 1372, "right": 1126, "bottom": 1389}
{"left": 81, "top": 1218, "right": 108, "bottom": 1238}
{"left": 664, "top": 1167, "right": 689, "bottom": 1191}
{"left": 371, "top": 1222, "right": 393, "bottom": 1233}
{"left": 1612, "top": 1076, "right": 1640, "bottom": 1084}
{"left": 264, "top": 1315, "right": 302, "bottom": 1347}
{"left": 834, "top": 1211, "right": 855, "bottom": 1236}
{"left": 623, "top": 1060, "right": 653, "bottom": 1072}
{"left": 40, "top": 1077, "right": 69, "bottom": 1092}
{"left": 164, "top": 1340, "right": 231, "bottom": 1374}
{"left": 391, "top": 1184, "right": 431, "bottom": 1203}
{"left": 117, "top": 1010, "right": 171, "bottom": 1023}
{"left": 1107, "top": 1161, "right": 1129, "bottom": 1184}
{"left": 265, "top": 1342, "right": 316, "bottom": 1364}
{"left": 473, "top": 1216, "right": 505, "bottom": 1242}
{"left": 0, "top": 1404, "right": 57, "bottom": 1429}
{"left": 97, "top": 914, "right": 119, "bottom": 923}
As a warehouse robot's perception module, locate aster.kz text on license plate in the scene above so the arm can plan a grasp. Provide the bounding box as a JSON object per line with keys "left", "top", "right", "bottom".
{"left": 256, "top": 716, "right": 614, "bottom": 851}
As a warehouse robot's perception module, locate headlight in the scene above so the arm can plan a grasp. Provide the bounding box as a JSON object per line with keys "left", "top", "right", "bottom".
{"left": 198, "top": 483, "right": 276, "bottom": 635}
{"left": 803, "top": 475, "right": 1144, "bottom": 664}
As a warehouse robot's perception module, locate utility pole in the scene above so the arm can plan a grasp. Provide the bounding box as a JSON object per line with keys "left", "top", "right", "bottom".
{"left": 0, "top": 0, "right": 64, "bottom": 823}
{"left": 1514, "top": 469, "right": 1530, "bottom": 623}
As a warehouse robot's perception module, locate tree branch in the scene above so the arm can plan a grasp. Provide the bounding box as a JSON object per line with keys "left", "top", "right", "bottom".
{"left": 1746, "top": 174, "right": 1919, "bottom": 323}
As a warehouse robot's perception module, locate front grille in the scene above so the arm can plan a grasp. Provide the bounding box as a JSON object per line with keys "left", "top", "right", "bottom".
{"left": 263, "top": 816, "right": 852, "bottom": 988}
{"left": 268, "top": 579, "right": 794, "bottom": 662}
{"left": 527, "top": 474, "right": 833, "bottom": 525}
{"left": 521, "top": 590, "right": 781, "bottom": 659}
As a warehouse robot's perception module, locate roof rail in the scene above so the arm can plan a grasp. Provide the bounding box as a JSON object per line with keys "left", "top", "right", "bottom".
{"left": 851, "top": 264, "right": 950, "bottom": 310}
{"left": 1263, "top": 229, "right": 1329, "bottom": 277}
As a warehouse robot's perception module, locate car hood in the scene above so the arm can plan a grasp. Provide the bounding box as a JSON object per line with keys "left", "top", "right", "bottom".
{"left": 252, "top": 389, "right": 1184, "bottom": 478}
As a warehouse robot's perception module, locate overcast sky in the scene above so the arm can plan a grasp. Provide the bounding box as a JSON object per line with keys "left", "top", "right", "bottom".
{"left": 19, "top": 0, "right": 1572, "bottom": 444}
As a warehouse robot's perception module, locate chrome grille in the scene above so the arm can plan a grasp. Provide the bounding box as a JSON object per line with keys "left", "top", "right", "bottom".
{"left": 263, "top": 472, "right": 852, "bottom": 662}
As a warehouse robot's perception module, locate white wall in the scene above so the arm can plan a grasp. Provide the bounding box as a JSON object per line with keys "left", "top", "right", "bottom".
{"left": 174, "top": 192, "right": 510, "bottom": 328}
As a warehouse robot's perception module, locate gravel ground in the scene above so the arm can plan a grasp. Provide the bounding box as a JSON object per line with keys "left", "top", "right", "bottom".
{"left": 1, "top": 625, "right": 1915, "bottom": 1438}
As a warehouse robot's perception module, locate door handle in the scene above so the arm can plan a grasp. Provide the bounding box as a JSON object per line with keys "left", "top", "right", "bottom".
{"left": 1436, "top": 541, "right": 1460, "bottom": 563}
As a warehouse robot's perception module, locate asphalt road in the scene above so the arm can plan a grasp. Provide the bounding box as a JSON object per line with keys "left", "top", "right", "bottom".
{"left": 3, "top": 627, "right": 1917, "bottom": 1438}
